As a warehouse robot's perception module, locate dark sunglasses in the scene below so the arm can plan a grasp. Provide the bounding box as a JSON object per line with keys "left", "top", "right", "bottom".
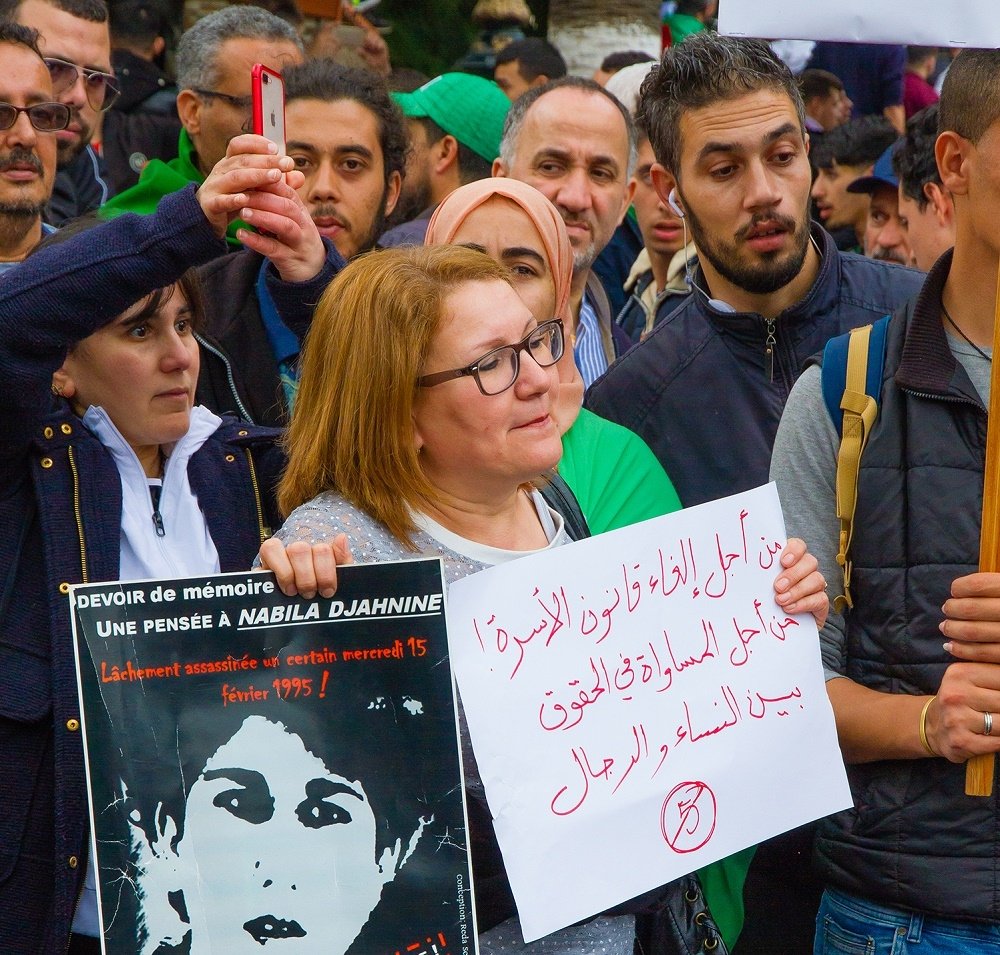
{"left": 44, "top": 57, "right": 121, "bottom": 112}
{"left": 0, "top": 101, "right": 71, "bottom": 132}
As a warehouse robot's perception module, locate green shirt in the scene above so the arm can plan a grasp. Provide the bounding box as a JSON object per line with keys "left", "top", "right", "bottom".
{"left": 559, "top": 407, "right": 681, "bottom": 533}
{"left": 559, "top": 407, "right": 752, "bottom": 948}
{"left": 101, "top": 129, "right": 245, "bottom": 247}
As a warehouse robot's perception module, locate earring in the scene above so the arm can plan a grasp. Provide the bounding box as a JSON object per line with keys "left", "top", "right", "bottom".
{"left": 51, "top": 383, "right": 64, "bottom": 397}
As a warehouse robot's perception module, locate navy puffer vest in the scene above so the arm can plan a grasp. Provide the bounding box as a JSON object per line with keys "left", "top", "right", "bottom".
{"left": 814, "top": 251, "right": 1000, "bottom": 921}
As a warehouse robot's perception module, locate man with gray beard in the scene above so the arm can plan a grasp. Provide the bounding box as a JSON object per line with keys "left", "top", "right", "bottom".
{"left": 0, "top": 20, "right": 59, "bottom": 274}
{"left": 494, "top": 76, "right": 636, "bottom": 388}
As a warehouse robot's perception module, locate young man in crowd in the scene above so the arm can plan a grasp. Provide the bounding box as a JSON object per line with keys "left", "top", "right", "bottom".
{"left": 585, "top": 34, "right": 923, "bottom": 950}
{"left": 494, "top": 76, "right": 636, "bottom": 387}
{"left": 377, "top": 72, "right": 509, "bottom": 247}
{"left": 771, "top": 48, "right": 1000, "bottom": 952}
{"left": 493, "top": 36, "right": 566, "bottom": 101}
{"left": 799, "top": 68, "right": 853, "bottom": 136}
{"left": 894, "top": 103, "right": 955, "bottom": 270}
{"left": 616, "top": 115, "right": 692, "bottom": 343}
{"left": 810, "top": 116, "right": 898, "bottom": 252}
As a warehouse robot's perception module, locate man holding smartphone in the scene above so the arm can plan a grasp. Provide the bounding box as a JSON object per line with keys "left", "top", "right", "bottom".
{"left": 195, "top": 59, "right": 407, "bottom": 428}
{"left": 102, "top": 5, "right": 302, "bottom": 247}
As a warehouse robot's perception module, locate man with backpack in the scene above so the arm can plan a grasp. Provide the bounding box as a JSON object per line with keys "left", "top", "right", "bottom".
{"left": 585, "top": 33, "right": 923, "bottom": 954}
{"left": 771, "top": 48, "right": 1000, "bottom": 952}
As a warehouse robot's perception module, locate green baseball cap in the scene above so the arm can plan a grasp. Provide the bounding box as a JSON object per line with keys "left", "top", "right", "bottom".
{"left": 393, "top": 72, "right": 510, "bottom": 163}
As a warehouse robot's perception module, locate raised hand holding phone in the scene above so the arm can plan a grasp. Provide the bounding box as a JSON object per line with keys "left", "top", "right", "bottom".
{"left": 252, "top": 63, "right": 285, "bottom": 155}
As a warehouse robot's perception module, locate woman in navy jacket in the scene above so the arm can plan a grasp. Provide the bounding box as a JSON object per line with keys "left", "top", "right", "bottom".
{"left": 0, "top": 136, "right": 334, "bottom": 954}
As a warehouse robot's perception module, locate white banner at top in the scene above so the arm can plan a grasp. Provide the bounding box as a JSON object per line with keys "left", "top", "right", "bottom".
{"left": 719, "top": 0, "right": 1000, "bottom": 47}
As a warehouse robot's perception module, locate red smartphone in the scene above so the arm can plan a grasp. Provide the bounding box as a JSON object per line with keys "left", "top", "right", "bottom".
{"left": 251, "top": 63, "right": 285, "bottom": 155}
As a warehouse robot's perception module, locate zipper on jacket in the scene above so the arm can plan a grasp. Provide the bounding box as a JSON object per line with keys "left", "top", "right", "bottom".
{"left": 67, "top": 445, "right": 89, "bottom": 583}
{"left": 195, "top": 333, "right": 257, "bottom": 423}
{"left": 149, "top": 484, "right": 165, "bottom": 537}
{"left": 243, "top": 447, "right": 271, "bottom": 543}
{"left": 765, "top": 318, "right": 776, "bottom": 382}
{"left": 63, "top": 875, "right": 86, "bottom": 955}
{"left": 905, "top": 388, "right": 987, "bottom": 414}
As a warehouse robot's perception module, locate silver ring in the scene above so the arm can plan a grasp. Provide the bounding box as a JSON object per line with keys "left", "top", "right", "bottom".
{"left": 983, "top": 712, "right": 994, "bottom": 736}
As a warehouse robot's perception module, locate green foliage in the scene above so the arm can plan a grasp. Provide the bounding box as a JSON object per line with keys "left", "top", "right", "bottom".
{"left": 381, "top": 0, "right": 548, "bottom": 77}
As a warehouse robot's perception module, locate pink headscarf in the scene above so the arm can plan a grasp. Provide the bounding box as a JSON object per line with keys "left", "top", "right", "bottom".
{"left": 425, "top": 178, "right": 583, "bottom": 432}
{"left": 425, "top": 177, "right": 574, "bottom": 327}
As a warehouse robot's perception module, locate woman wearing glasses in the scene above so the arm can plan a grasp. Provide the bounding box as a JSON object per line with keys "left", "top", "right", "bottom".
{"left": 263, "top": 244, "right": 829, "bottom": 954}
{"left": 0, "top": 132, "right": 328, "bottom": 955}
{"left": 424, "top": 177, "right": 683, "bottom": 535}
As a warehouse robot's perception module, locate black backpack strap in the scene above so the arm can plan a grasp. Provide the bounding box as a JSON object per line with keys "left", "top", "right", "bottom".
{"left": 539, "top": 471, "right": 591, "bottom": 541}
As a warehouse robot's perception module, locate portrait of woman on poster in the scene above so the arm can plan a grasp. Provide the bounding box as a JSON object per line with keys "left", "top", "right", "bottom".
{"left": 111, "top": 689, "right": 446, "bottom": 955}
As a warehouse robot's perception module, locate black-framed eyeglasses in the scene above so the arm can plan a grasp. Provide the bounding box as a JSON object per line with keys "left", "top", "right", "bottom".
{"left": 44, "top": 57, "right": 121, "bottom": 112}
{"left": 191, "top": 89, "right": 255, "bottom": 132}
{"left": 191, "top": 88, "right": 254, "bottom": 111}
{"left": 418, "top": 319, "right": 564, "bottom": 396}
{"left": 0, "top": 101, "right": 71, "bottom": 132}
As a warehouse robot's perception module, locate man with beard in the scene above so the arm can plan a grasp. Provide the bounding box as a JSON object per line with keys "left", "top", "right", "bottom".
{"left": 284, "top": 59, "right": 403, "bottom": 261}
{"left": 0, "top": 0, "right": 115, "bottom": 224}
{"left": 195, "top": 60, "right": 406, "bottom": 427}
{"left": 0, "top": 21, "right": 60, "bottom": 274}
{"left": 585, "top": 35, "right": 922, "bottom": 952}
{"left": 494, "top": 77, "right": 637, "bottom": 387}
{"left": 378, "top": 72, "right": 509, "bottom": 248}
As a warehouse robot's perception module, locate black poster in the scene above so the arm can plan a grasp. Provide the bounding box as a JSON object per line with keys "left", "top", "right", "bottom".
{"left": 71, "top": 559, "right": 476, "bottom": 955}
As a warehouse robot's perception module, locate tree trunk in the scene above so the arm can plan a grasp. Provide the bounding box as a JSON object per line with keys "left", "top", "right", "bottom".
{"left": 546, "top": 0, "right": 660, "bottom": 76}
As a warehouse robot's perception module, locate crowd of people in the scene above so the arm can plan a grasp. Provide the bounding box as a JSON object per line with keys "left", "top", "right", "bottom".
{"left": 1, "top": 0, "right": 1000, "bottom": 953}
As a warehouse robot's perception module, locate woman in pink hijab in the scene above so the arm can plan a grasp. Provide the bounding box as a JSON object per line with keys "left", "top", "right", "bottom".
{"left": 426, "top": 178, "right": 681, "bottom": 533}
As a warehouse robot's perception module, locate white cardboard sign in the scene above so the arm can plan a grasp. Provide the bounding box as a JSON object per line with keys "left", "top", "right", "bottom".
{"left": 719, "top": 0, "right": 997, "bottom": 46}
{"left": 447, "top": 483, "right": 851, "bottom": 943}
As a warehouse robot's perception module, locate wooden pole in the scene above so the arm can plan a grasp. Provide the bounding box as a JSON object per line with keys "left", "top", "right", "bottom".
{"left": 965, "top": 258, "right": 1000, "bottom": 797}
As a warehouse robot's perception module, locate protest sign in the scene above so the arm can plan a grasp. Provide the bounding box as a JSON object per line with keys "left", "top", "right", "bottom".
{"left": 72, "top": 558, "right": 475, "bottom": 955}
{"left": 447, "top": 483, "right": 851, "bottom": 942}
{"left": 719, "top": 0, "right": 996, "bottom": 46}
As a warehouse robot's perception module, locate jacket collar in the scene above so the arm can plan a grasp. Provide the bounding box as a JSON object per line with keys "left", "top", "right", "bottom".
{"left": 174, "top": 128, "right": 203, "bottom": 183}
{"left": 894, "top": 249, "right": 961, "bottom": 396}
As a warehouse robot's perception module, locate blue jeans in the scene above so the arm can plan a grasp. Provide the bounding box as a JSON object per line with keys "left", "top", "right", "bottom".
{"left": 814, "top": 889, "right": 1000, "bottom": 954}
